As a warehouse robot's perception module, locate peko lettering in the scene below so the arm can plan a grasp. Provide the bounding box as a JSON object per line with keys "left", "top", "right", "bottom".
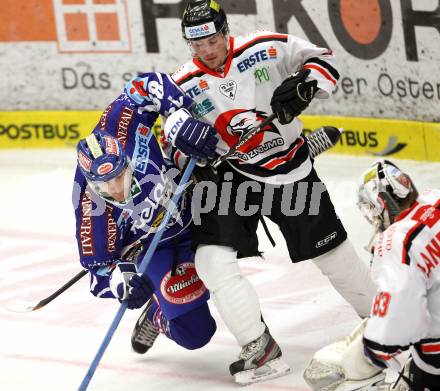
{"left": 140, "top": 1, "right": 439, "bottom": 62}
{"left": 0, "top": 123, "right": 80, "bottom": 140}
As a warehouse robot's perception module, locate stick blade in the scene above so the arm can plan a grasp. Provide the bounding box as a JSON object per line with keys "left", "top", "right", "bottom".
{"left": 4, "top": 299, "right": 40, "bottom": 313}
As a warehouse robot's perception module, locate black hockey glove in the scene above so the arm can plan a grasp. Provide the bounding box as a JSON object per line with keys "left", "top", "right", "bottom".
{"left": 270, "top": 69, "right": 318, "bottom": 125}
{"left": 192, "top": 164, "right": 219, "bottom": 184}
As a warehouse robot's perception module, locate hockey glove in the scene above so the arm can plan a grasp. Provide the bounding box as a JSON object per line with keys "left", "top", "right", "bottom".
{"left": 109, "top": 262, "right": 154, "bottom": 309}
{"left": 164, "top": 108, "right": 218, "bottom": 160}
{"left": 270, "top": 69, "right": 318, "bottom": 124}
{"left": 192, "top": 161, "right": 219, "bottom": 184}
{"left": 127, "top": 273, "right": 155, "bottom": 310}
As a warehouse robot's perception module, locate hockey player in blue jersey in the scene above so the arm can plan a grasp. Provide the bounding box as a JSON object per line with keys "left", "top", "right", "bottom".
{"left": 73, "top": 72, "right": 219, "bottom": 353}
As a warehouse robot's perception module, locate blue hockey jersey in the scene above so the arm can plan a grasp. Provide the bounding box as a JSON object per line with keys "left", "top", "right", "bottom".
{"left": 73, "top": 72, "right": 195, "bottom": 298}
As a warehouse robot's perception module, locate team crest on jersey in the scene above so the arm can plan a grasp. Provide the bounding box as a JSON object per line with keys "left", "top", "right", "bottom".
{"left": 214, "top": 109, "right": 280, "bottom": 155}
{"left": 219, "top": 80, "right": 237, "bottom": 100}
{"left": 160, "top": 263, "right": 207, "bottom": 304}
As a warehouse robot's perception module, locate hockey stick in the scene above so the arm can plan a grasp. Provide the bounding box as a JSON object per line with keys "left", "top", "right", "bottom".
{"left": 5, "top": 269, "right": 88, "bottom": 313}
{"left": 5, "top": 126, "right": 340, "bottom": 314}
{"left": 211, "top": 113, "right": 277, "bottom": 168}
{"left": 211, "top": 114, "right": 342, "bottom": 168}
{"left": 78, "top": 158, "right": 197, "bottom": 391}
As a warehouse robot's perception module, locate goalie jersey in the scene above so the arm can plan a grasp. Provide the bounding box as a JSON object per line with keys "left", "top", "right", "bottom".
{"left": 364, "top": 189, "right": 440, "bottom": 375}
{"left": 172, "top": 30, "right": 339, "bottom": 185}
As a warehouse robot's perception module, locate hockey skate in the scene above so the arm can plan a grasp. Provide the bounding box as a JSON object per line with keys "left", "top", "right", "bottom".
{"left": 306, "top": 126, "right": 343, "bottom": 158}
{"left": 131, "top": 299, "right": 160, "bottom": 354}
{"left": 229, "top": 326, "right": 291, "bottom": 385}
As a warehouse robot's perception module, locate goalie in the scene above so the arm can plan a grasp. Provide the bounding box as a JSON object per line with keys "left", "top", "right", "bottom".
{"left": 303, "top": 160, "right": 440, "bottom": 391}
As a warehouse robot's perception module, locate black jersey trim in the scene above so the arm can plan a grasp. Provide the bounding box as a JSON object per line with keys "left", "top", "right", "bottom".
{"left": 403, "top": 202, "right": 440, "bottom": 265}
{"left": 403, "top": 224, "right": 426, "bottom": 265}
{"left": 228, "top": 139, "right": 309, "bottom": 177}
{"left": 304, "top": 57, "right": 340, "bottom": 80}
{"left": 414, "top": 338, "right": 440, "bottom": 369}
{"left": 175, "top": 70, "right": 206, "bottom": 86}
{"left": 363, "top": 337, "right": 409, "bottom": 355}
{"left": 233, "top": 36, "right": 288, "bottom": 59}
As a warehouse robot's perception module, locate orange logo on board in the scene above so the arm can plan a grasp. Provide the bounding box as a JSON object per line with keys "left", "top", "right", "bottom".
{"left": 0, "top": 0, "right": 131, "bottom": 53}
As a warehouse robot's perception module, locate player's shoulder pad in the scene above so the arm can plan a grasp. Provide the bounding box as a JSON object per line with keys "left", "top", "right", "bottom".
{"left": 95, "top": 94, "right": 135, "bottom": 135}
{"left": 373, "top": 223, "right": 407, "bottom": 262}
{"left": 172, "top": 61, "right": 199, "bottom": 85}
{"left": 419, "top": 188, "right": 440, "bottom": 206}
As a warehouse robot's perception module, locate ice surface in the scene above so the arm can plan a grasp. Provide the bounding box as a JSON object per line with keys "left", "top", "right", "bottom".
{"left": 1, "top": 149, "right": 439, "bottom": 390}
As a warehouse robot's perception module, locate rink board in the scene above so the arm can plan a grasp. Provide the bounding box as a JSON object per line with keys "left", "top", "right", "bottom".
{"left": 0, "top": 111, "right": 438, "bottom": 162}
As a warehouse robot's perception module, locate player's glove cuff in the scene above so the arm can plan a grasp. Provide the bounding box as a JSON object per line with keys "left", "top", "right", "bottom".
{"left": 109, "top": 262, "right": 137, "bottom": 300}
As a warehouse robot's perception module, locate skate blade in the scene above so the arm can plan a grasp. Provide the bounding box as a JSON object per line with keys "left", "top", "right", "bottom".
{"left": 234, "top": 358, "right": 291, "bottom": 386}
{"left": 333, "top": 373, "right": 386, "bottom": 391}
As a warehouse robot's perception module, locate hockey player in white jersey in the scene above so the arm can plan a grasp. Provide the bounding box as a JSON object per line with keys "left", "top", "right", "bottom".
{"left": 303, "top": 160, "right": 440, "bottom": 391}
{"left": 161, "top": 0, "right": 376, "bottom": 385}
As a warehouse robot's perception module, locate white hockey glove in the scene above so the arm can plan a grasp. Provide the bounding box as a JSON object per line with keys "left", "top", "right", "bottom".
{"left": 109, "top": 262, "right": 154, "bottom": 309}
{"left": 303, "top": 320, "right": 386, "bottom": 391}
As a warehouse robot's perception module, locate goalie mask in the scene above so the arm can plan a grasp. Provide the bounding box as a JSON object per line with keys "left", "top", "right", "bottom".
{"left": 357, "top": 160, "right": 418, "bottom": 231}
{"left": 77, "top": 131, "right": 135, "bottom": 204}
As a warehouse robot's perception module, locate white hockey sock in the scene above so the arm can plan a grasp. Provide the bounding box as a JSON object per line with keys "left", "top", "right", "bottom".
{"left": 195, "top": 245, "right": 265, "bottom": 346}
{"left": 312, "top": 240, "right": 377, "bottom": 317}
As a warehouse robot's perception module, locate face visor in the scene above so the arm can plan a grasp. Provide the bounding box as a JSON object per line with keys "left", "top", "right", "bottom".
{"left": 87, "top": 161, "right": 137, "bottom": 206}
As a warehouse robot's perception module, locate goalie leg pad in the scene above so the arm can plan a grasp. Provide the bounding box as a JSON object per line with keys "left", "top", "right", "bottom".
{"left": 304, "top": 320, "right": 385, "bottom": 391}
{"left": 303, "top": 359, "right": 385, "bottom": 391}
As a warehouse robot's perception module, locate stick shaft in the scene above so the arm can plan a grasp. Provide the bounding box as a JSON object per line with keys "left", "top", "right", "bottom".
{"left": 33, "top": 269, "right": 88, "bottom": 311}
{"left": 78, "top": 158, "right": 197, "bottom": 391}
{"left": 212, "top": 113, "right": 277, "bottom": 168}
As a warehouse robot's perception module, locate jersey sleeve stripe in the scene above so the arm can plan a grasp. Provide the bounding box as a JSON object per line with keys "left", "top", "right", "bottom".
{"left": 422, "top": 343, "right": 440, "bottom": 354}
{"left": 364, "top": 337, "right": 408, "bottom": 355}
{"left": 304, "top": 57, "right": 340, "bottom": 80}
{"left": 175, "top": 70, "right": 206, "bottom": 86}
{"left": 414, "top": 338, "right": 440, "bottom": 369}
{"left": 303, "top": 64, "right": 337, "bottom": 85}
{"left": 402, "top": 200, "right": 440, "bottom": 265}
{"left": 233, "top": 34, "right": 288, "bottom": 59}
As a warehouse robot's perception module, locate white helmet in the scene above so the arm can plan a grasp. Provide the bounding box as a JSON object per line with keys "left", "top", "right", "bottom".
{"left": 357, "top": 160, "right": 418, "bottom": 230}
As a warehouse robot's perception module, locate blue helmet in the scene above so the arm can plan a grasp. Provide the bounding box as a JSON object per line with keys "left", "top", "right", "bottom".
{"left": 77, "top": 131, "right": 128, "bottom": 182}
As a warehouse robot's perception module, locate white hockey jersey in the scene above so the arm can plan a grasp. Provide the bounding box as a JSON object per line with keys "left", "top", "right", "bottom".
{"left": 364, "top": 189, "right": 440, "bottom": 375}
{"left": 172, "top": 30, "right": 339, "bottom": 184}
